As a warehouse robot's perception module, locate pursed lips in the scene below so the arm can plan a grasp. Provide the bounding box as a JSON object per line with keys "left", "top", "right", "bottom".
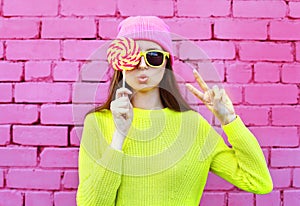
{"left": 137, "top": 74, "right": 149, "bottom": 83}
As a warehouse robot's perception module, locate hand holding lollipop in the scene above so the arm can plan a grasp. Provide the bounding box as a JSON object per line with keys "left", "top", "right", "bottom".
{"left": 107, "top": 37, "right": 141, "bottom": 88}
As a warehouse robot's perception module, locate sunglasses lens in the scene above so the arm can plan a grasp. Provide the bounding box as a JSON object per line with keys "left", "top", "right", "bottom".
{"left": 146, "top": 51, "right": 164, "bottom": 67}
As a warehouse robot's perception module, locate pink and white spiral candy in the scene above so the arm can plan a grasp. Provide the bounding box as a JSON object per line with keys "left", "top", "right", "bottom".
{"left": 107, "top": 37, "right": 141, "bottom": 71}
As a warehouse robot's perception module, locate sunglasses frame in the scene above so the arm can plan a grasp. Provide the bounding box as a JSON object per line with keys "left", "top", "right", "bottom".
{"left": 139, "top": 50, "right": 170, "bottom": 68}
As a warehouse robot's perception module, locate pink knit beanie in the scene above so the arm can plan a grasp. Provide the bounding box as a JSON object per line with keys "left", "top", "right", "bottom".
{"left": 116, "top": 16, "right": 174, "bottom": 66}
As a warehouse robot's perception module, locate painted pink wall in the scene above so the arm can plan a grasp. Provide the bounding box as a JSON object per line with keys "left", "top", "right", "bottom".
{"left": 0, "top": 0, "right": 299, "bottom": 205}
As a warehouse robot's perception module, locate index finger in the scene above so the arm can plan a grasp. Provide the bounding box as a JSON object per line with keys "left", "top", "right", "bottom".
{"left": 193, "top": 69, "right": 209, "bottom": 92}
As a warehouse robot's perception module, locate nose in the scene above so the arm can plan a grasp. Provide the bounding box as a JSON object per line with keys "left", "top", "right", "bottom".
{"left": 138, "top": 56, "right": 148, "bottom": 69}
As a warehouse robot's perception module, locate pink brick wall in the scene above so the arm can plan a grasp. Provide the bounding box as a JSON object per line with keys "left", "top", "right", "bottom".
{"left": 0, "top": 0, "right": 299, "bottom": 206}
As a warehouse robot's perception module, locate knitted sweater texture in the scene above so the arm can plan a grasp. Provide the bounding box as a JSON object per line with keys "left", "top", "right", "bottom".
{"left": 76, "top": 107, "right": 273, "bottom": 206}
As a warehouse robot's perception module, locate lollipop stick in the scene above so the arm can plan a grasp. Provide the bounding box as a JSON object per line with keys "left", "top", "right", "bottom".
{"left": 122, "top": 69, "right": 126, "bottom": 88}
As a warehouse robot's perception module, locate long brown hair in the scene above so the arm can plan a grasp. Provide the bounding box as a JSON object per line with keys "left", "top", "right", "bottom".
{"left": 86, "top": 58, "right": 193, "bottom": 115}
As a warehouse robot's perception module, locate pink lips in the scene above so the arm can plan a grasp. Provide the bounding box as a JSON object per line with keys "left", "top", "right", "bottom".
{"left": 137, "top": 74, "right": 148, "bottom": 83}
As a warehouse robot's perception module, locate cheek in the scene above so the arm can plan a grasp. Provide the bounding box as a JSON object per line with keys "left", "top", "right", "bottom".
{"left": 124, "top": 70, "right": 137, "bottom": 86}
{"left": 152, "top": 69, "right": 165, "bottom": 83}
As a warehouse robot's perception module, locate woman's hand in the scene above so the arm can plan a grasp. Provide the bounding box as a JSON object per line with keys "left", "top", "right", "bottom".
{"left": 186, "top": 69, "right": 236, "bottom": 125}
{"left": 110, "top": 88, "right": 133, "bottom": 137}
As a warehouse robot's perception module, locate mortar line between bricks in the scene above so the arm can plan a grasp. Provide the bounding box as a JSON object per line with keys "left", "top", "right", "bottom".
{"left": 230, "top": 0, "right": 233, "bottom": 18}
{"left": 58, "top": 0, "right": 62, "bottom": 17}
{"left": 173, "top": 0, "right": 178, "bottom": 17}
{"left": 280, "top": 189, "right": 284, "bottom": 206}
{"left": 267, "top": 21, "right": 270, "bottom": 41}
{"left": 37, "top": 20, "right": 42, "bottom": 39}
{"left": 291, "top": 42, "right": 296, "bottom": 62}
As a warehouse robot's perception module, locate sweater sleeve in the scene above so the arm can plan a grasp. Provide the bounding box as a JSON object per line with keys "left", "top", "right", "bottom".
{"left": 76, "top": 113, "right": 124, "bottom": 206}
{"left": 207, "top": 115, "right": 273, "bottom": 194}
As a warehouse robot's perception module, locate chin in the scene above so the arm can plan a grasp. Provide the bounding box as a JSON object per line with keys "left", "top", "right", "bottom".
{"left": 131, "top": 84, "right": 159, "bottom": 93}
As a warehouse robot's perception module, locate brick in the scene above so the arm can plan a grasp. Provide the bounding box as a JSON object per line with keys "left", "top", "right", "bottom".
{"left": 41, "top": 104, "right": 73, "bottom": 125}
{"left": 249, "top": 127, "right": 298, "bottom": 147}
{"left": 254, "top": 63, "right": 280, "bottom": 83}
{"left": 41, "top": 104, "right": 93, "bottom": 125}
{"left": 234, "top": 106, "right": 269, "bottom": 126}
{"left": 0, "top": 18, "right": 39, "bottom": 38}
{"left": 62, "top": 170, "right": 78, "bottom": 189}
{"left": 256, "top": 190, "right": 281, "bottom": 206}
{"left": 269, "top": 169, "right": 291, "bottom": 188}
{"left": 118, "top": 0, "right": 173, "bottom": 16}
{"left": 53, "top": 61, "right": 79, "bottom": 82}
{"left": 13, "top": 125, "right": 68, "bottom": 146}
{"left": 0, "top": 104, "right": 38, "bottom": 124}
{"left": 222, "top": 84, "right": 243, "bottom": 105}
{"left": 70, "top": 126, "right": 82, "bottom": 146}
{"left": 25, "top": 61, "right": 51, "bottom": 81}
{"left": 61, "top": 0, "right": 116, "bottom": 16}
{"left": 0, "top": 62, "right": 23, "bottom": 81}
{"left": 54, "top": 191, "right": 76, "bottom": 206}
{"left": 283, "top": 190, "right": 300, "bottom": 206}
{"left": 270, "top": 21, "right": 300, "bottom": 40}
{"left": 25, "top": 191, "right": 52, "bottom": 206}
{"left": 72, "top": 82, "right": 110, "bottom": 103}
{"left": 0, "top": 169, "right": 3, "bottom": 187}
{"left": 0, "top": 190, "right": 23, "bottom": 206}
{"left": 226, "top": 62, "right": 252, "bottom": 83}
{"left": 200, "top": 192, "right": 225, "bottom": 206}
{"left": 6, "top": 40, "right": 60, "bottom": 60}
{"left": 197, "top": 61, "right": 225, "bottom": 82}
{"left": 289, "top": 2, "right": 300, "bottom": 18}
{"left": 0, "top": 42, "right": 3, "bottom": 58}
{"left": 294, "top": 168, "right": 300, "bottom": 188}
{"left": 173, "top": 60, "right": 197, "bottom": 83}
{"left": 166, "top": 18, "right": 211, "bottom": 40}
{"left": 15, "top": 83, "right": 71, "bottom": 103}
{"left": 272, "top": 106, "right": 300, "bottom": 125}
{"left": 262, "top": 149, "right": 269, "bottom": 165}
{"left": 7, "top": 169, "right": 60, "bottom": 189}
{"left": 81, "top": 61, "right": 110, "bottom": 82}
{"left": 0, "top": 125, "right": 10, "bottom": 145}
{"left": 204, "top": 172, "right": 234, "bottom": 190}
{"left": 3, "top": 0, "right": 58, "bottom": 16}
{"left": 245, "top": 84, "right": 298, "bottom": 105}
{"left": 0, "top": 83, "right": 12, "bottom": 102}
{"left": 98, "top": 18, "right": 123, "bottom": 39}
{"left": 215, "top": 19, "right": 267, "bottom": 40}
{"left": 0, "top": 147, "right": 36, "bottom": 166}
{"left": 271, "top": 149, "right": 300, "bottom": 167}
{"left": 239, "top": 42, "right": 293, "bottom": 62}
{"left": 40, "top": 148, "right": 78, "bottom": 168}
{"left": 297, "top": 42, "right": 300, "bottom": 61}
{"left": 42, "top": 18, "right": 96, "bottom": 38}
{"left": 282, "top": 64, "right": 300, "bottom": 83}
{"left": 63, "top": 40, "right": 107, "bottom": 60}
{"left": 233, "top": 1, "right": 286, "bottom": 18}
{"left": 228, "top": 192, "right": 254, "bottom": 206}
{"left": 179, "top": 41, "right": 235, "bottom": 60}
{"left": 177, "top": 0, "right": 230, "bottom": 17}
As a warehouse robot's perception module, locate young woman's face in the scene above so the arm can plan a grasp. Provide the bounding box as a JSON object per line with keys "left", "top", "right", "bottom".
{"left": 125, "top": 40, "right": 167, "bottom": 93}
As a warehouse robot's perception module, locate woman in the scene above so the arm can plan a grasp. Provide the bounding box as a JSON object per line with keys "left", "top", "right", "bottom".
{"left": 76, "top": 16, "right": 273, "bottom": 206}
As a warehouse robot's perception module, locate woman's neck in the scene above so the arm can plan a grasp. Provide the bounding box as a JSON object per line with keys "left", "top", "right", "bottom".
{"left": 131, "top": 87, "right": 164, "bottom": 110}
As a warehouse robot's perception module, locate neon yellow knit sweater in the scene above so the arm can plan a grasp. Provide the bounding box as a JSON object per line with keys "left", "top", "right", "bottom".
{"left": 76, "top": 107, "right": 273, "bottom": 206}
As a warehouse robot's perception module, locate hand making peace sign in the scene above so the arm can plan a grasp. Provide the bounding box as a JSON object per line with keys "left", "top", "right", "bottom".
{"left": 186, "top": 69, "right": 237, "bottom": 125}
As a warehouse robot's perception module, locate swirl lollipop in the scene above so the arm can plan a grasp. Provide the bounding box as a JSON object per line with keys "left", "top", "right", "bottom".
{"left": 107, "top": 37, "right": 141, "bottom": 88}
